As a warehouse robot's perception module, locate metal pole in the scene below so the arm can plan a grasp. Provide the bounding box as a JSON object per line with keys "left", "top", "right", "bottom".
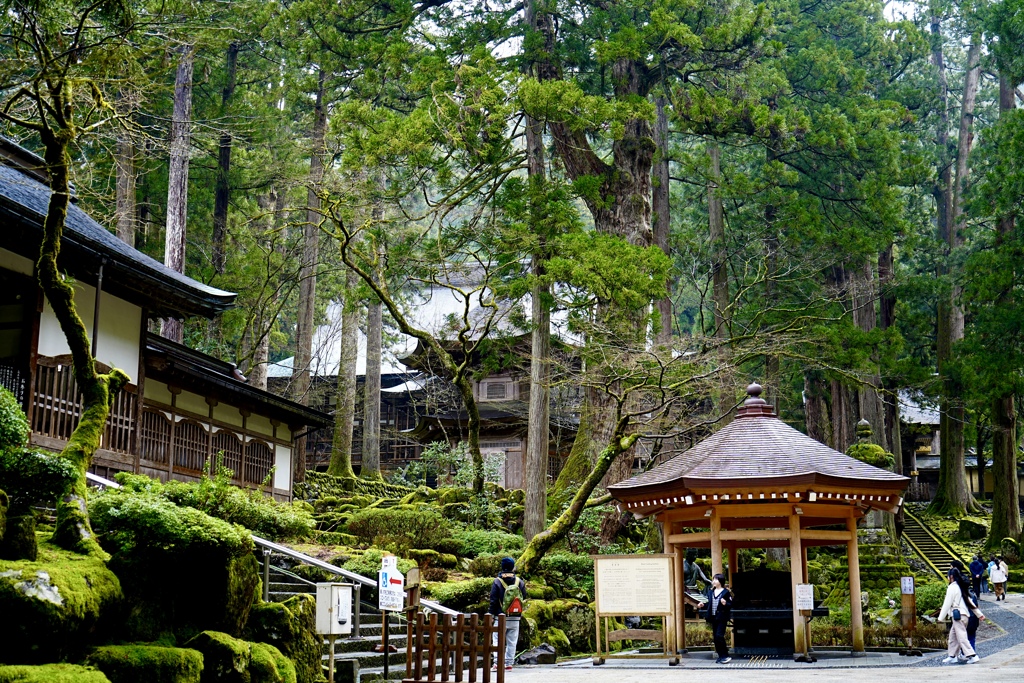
{"left": 353, "top": 584, "right": 361, "bottom": 636}
{"left": 262, "top": 548, "right": 271, "bottom": 602}
{"left": 383, "top": 610, "right": 390, "bottom": 679}
{"left": 328, "top": 636, "right": 335, "bottom": 683}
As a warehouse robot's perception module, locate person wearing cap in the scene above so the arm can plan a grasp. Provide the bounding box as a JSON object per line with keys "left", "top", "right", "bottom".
{"left": 489, "top": 557, "right": 526, "bottom": 671}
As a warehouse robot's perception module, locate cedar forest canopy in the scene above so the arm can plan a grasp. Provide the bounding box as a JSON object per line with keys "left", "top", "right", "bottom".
{"left": 0, "top": 0, "right": 1022, "bottom": 561}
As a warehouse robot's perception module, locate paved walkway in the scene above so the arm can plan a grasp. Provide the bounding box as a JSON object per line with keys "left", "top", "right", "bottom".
{"left": 502, "top": 592, "right": 1024, "bottom": 681}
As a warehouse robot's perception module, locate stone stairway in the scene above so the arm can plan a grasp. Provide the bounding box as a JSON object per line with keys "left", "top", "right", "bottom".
{"left": 902, "top": 510, "right": 964, "bottom": 579}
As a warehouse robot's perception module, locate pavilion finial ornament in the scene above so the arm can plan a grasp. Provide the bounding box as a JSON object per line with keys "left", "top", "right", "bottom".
{"left": 737, "top": 382, "right": 775, "bottom": 417}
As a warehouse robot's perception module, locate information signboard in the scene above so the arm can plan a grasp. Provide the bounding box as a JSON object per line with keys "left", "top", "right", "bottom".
{"left": 593, "top": 554, "right": 674, "bottom": 616}
{"left": 795, "top": 583, "right": 815, "bottom": 611}
{"left": 378, "top": 555, "right": 405, "bottom": 612}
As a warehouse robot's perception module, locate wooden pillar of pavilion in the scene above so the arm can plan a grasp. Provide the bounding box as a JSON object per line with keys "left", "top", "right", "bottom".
{"left": 661, "top": 522, "right": 677, "bottom": 654}
{"left": 727, "top": 546, "right": 738, "bottom": 580}
{"left": 847, "top": 514, "right": 865, "bottom": 654}
{"left": 672, "top": 526, "right": 686, "bottom": 652}
{"left": 789, "top": 512, "right": 807, "bottom": 659}
{"left": 710, "top": 508, "right": 723, "bottom": 576}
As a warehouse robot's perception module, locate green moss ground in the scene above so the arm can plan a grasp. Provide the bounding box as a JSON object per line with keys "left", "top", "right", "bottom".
{"left": 0, "top": 538, "right": 122, "bottom": 663}
{"left": 86, "top": 645, "right": 203, "bottom": 683}
{"left": 0, "top": 664, "right": 111, "bottom": 683}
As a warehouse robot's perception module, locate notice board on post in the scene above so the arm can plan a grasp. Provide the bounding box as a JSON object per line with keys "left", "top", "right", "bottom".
{"left": 594, "top": 554, "right": 674, "bottom": 616}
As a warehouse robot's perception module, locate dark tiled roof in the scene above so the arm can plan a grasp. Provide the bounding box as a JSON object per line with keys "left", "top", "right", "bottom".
{"left": 609, "top": 389, "right": 908, "bottom": 495}
{"left": 0, "top": 158, "right": 235, "bottom": 318}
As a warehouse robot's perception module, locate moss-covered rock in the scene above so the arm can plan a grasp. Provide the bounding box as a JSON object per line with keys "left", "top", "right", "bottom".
{"left": 0, "top": 664, "right": 111, "bottom": 683}
{"left": 468, "top": 553, "right": 505, "bottom": 578}
{"left": 423, "top": 577, "right": 494, "bottom": 611}
{"left": 245, "top": 596, "right": 323, "bottom": 683}
{"left": 538, "top": 627, "right": 570, "bottom": 655}
{"left": 90, "top": 491, "right": 259, "bottom": 640}
{"left": 0, "top": 540, "right": 122, "bottom": 664}
{"left": 0, "top": 513, "right": 35, "bottom": 561}
{"left": 186, "top": 631, "right": 296, "bottom": 683}
{"left": 86, "top": 644, "right": 203, "bottom": 683}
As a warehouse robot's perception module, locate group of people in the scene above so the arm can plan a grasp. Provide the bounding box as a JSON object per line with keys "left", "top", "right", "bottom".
{"left": 969, "top": 555, "right": 1010, "bottom": 601}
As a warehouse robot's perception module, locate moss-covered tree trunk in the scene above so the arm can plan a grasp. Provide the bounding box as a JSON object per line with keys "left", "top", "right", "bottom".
{"left": 38, "top": 130, "right": 129, "bottom": 555}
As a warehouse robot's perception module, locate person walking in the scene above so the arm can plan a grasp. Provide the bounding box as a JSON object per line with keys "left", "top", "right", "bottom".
{"left": 697, "top": 573, "right": 733, "bottom": 664}
{"left": 965, "top": 586, "right": 985, "bottom": 654}
{"left": 990, "top": 556, "right": 1009, "bottom": 601}
{"left": 489, "top": 557, "right": 526, "bottom": 672}
{"left": 939, "top": 568, "right": 980, "bottom": 664}
{"left": 969, "top": 556, "right": 985, "bottom": 599}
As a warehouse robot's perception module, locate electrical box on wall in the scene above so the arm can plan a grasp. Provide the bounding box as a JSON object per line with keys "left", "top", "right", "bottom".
{"left": 315, "top": 583, "right": 354, "bottom": 636}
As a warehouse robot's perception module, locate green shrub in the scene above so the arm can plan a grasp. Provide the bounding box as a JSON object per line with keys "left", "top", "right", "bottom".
{"left": 86, "top": 645, "right": 203, "bottom": 683}
{"left": 914, "top": 581, "right": 947, "bottom": 615}
{"left": 341, "top": 548, "right": 416, "bottom": 580}
{"left": 0, "top": 448, "right": 78, "bottom": 513}
{"left": 468, "top": 553, "right": 505, "bottom": 578}
{"left": 345, "top": 507, "right": 450, "bottom": 551}
{"left": 114, "top": 468, "right": 314, "bottom": 541}
{"left": 90, "top": 489, "right": 259, "bottom": 639}
{"left": 450, "top": 529, "right": 524, "bottom": 558}
{"left": 0, "top": 664, "right": 111, "bottom": 683}
{"left": 0, "top": 541, "right": 123, "bottom": 664}
{"left": 425, "top": 577, "right": 494, "bottom": 611}
{"left": 245, "top": 595, "right": 322, "bottom": 683}
{"left": 537, "top": 553, "right": 594, "bottom": 599}
{"left": 0, "top": 387, "right": 28, "bottom": 451}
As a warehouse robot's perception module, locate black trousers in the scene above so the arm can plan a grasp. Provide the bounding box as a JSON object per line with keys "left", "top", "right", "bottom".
{"left": 971, "top": 577, "right": 982, "bottom": 598}
{"left": 711, "top": 617, "right": 729, "bottom": 658}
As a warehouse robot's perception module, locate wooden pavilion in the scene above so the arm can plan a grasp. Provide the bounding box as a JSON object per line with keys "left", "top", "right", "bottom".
{"left": 607, "top": 384, "right": 910, "bottom": 659}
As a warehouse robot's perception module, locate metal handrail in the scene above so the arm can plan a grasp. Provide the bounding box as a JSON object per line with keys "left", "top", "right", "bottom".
{"left": 253, "top": 535, "right": 459, "bottom": 616}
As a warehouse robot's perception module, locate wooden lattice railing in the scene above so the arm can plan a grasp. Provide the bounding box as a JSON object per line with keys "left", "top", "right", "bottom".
{"left": 404, "top": 613, "right": 505, "bottom": 683}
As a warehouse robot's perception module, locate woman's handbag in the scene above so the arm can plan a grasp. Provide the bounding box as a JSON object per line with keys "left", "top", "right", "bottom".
{"left": 952, "top": 608, "right": 961, "bottom": 621}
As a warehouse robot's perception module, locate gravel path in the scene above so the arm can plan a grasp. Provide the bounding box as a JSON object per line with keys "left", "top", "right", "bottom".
{"left": 913, "top": 593, "right": 1024, "bottom": 667}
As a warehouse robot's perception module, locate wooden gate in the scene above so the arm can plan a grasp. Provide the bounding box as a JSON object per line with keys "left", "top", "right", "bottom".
{"left": 404, "top": 613, "right": 506, "bottom": 683}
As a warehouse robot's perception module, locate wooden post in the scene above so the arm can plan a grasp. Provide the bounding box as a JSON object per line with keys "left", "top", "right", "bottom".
{"left": 661, "top": 522, "right": 676, "bottom": 655}
{"left": 710, "top": 508, "right": 723, "bottom": 576}
{"left": 789, "top": 512, "right": 807, "bottom": 659}
{"left": 672, "top": 532, "right": 686, "bottom": 653}
{"left": 727, "top": 545, "right": 738, "bottom": 580}
{"left": 454, "top": 614, "right": 465, "bottom": 680}
{"left": 468, "top": 613, "right": 479, "bottom": 683}
{"left": 847, "top": 514, "right": 865, "bottom": 654}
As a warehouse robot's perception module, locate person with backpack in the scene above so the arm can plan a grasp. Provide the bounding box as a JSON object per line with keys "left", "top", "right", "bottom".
{"left": 489, "top": 557, "right": 526, "bottom": 671}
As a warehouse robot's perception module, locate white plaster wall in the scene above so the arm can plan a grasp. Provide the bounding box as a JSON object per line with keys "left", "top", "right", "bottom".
{"left": 214, "top": 403, "right": 244, "bottom": 428}
{"left": 274, "top": 444, "right": 291, "bottom": 491}
{"left": 37, "top": 280, "right": 141, "bottom": 380}
{"left": 247, "top": 413, "right": 275, "bottom": 438}
{"left": 0, "top": 247, "right": 34, "bottom": 276}
{"left": 174, "top": 389, "right": 210, "bottom": 418}
{"left": 144, "top": 380, "right": 174, "bottom": 405}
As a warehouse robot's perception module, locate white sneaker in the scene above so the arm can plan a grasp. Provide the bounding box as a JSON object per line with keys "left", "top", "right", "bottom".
{"left": 941, "top": 656, "right": 958, "bottom": 664}
{"left": 966, "top": 655, "right": 981, "bottom": 664}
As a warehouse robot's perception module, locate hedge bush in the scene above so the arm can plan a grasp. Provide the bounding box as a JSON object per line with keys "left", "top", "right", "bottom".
{"left": 450, "top": 529, "right": 524, "bottom": 558}
{"left": 341, "top": 548, "right": 416, "bottom": 580}
{"left": 345, "top": 507, "right": 450, "bottom": 551}
{"left": 113, "top": 470, "right": 314, "bottom": 541}
{"left": 425, "top": 577, "right": 494, "bottom": 611}
{"left": 0, "top": 448, "right": 78, "bottom": 513}
{"left": 0, "top": 387, "right": 28, "bottom": 451}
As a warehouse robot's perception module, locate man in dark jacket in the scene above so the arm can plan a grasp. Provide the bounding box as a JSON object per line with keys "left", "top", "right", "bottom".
{"left": 489, "top": 557, "right": 526, "bottom": 671}
{"left": 969, "top": 556, "right": 985, "bottom": 600}
{"left": 697, "top": 573, "right": 733, "bottom": 664}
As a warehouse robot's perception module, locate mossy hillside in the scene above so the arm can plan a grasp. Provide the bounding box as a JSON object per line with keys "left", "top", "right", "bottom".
{"left": 85, "top": 645, "right": 203, "bottom": 683}
{"left": 0, "top": 539, "right": 122, "bottom": 664}
{"left": 185, "top": 631, "right": 295, "bottom": 683}
{"left": 90, "top": 490, "right": 259, "bottom": 640}
{"left": 245, "top": 595, "right": 323, "bottom": 683}
{"left": 0, "top": 664, "right": 111, "bottom": 683}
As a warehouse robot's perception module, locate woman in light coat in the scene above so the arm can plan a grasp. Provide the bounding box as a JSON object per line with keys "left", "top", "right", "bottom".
{"left": 990, "top": 556, "right": 1008, "bottom": 601}
{"left": 938, "top": 568, "right": 982, "bottom": 664}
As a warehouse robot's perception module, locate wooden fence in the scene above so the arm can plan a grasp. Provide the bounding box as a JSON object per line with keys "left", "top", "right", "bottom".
{"left": 404, "top": 613, "right": 505, "bottom": 683}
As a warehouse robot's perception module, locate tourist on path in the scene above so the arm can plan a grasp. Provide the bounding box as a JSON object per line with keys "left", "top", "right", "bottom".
{"left": 990, "top": 557, "right": 1008, "bottom": 601}
{"left": 939, "top": 568, "right": 981, "bottom": 664}
{"left": 970, "top": 556, "right": 985, "bottom": 599}
{"left": 489, "top": 557, "right": 526, "bottom": 672}
{"left": 966, "top": 586, "right": 984, "bottom": 653}
{"left": 697, "top": 573, "right": 733, "bottom": 664}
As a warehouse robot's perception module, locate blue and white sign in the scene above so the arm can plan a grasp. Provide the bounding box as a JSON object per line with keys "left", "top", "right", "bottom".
{"left": 378, "top": 555, "right": 405, "bottom": 611}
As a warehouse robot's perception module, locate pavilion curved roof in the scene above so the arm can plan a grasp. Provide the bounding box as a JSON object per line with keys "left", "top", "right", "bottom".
{"left": 609, "top": 385, "right": 909, "bottom": 501}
